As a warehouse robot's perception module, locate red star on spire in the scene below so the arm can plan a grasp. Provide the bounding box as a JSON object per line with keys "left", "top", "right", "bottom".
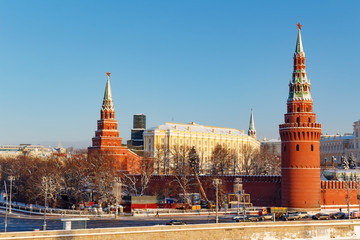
{"left": 106, "top": 72, "right": 111, "bottom": 77}
{"left": 296, "top": 22, "right": 302, "bottom": 30}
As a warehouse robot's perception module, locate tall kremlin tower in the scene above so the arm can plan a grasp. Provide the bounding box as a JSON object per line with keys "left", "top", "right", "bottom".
{"left": 88, "top": 72, "right": 141, "bottom": 171}
{"left": 279, "top": 23, "right": 322, "bottom": 209}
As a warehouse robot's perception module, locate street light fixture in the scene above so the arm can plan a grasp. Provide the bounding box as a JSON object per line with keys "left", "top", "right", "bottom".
{"left": 4, "top": 180, "right": 8, "bottom": 232}
{"left": 213, "top": 178, "right": 222, "bottom": 224}
{"left": 8, "top": 176, "right": 15, "bottom": 214}
{"left": 234, "top": 178, "right": 242, "bottom": 216}
{"left": 113, "top": 177, "right": 122, "bottom": 219}
{"left": 42, "top": 177, "right": 49, "bottom": 231}
{"left": 345, "top": 176, "right": 351, "bottom": 220}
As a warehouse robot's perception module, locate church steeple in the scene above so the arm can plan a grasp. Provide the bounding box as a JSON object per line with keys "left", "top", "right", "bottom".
{"left": 101, "top": 72, "right": 115, "bottom": 119}
{"left": 248, "top": 109, "right": 256, "bottom": 138}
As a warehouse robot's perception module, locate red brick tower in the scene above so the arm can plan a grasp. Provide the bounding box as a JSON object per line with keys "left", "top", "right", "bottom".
{"left": 279, "top": 23, "right": 322, "bottom": 209}
{"left": 88, "top": 72, "right": 141, "bottom": 171}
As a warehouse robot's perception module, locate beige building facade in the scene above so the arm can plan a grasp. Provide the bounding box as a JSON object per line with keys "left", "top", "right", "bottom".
{"left": 143, "top": 122, "right": 260, "bottom": 173}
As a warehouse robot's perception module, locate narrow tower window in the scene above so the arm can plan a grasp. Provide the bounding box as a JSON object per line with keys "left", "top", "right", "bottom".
{"left": 105, "top": 112, "right": 107, "bottom": 118}
{"left": 308, "top": 117, "right": 311, "bottom": 123}
{"left": 311, "top": 144, "right": 314, "bottom": 151}
{"left": 284, "top": 145, "right": 286, "bottom": 152}
{"left": 297, "top": 117, "right": 300, "bottom": 123}
{"left": 296, "top": 144, "right": 299, "bottom": 151}
{"left": 109, "top": 113, "right": 112, "bottom": 118}
{"left": 297, "top": 107, "right": 300, "bottom": 112}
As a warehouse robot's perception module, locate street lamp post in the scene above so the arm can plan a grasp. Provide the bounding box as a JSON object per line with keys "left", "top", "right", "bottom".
{"left": 42, "top": 177, "right": 48, "bottom": 231}
{"left": 4, "top": 181, "right": 8, "bottom": 232}
{"left": 113, "top": 177, "right": 122, "bottom": 219}
{"left": 8, "top": 176, "right": 15, "bottom": 214}
{"left": 343, "top": 176, "right": 351, "bottom": 220}
{"left": 234, "top": 178, "right": 242, "bottom": 216}
{"left": 213, "top": 179, "right": 222, "bottom": 224}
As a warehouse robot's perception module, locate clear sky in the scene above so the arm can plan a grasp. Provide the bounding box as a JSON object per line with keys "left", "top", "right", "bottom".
{"left": 0, "top": 0, "right": 359, "bottom": 148}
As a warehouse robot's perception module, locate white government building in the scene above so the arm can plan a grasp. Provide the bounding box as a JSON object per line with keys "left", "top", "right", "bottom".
{"left": 0, "top": 143, "right": 66, "bottom": 159}
{"left": 320, "top": 120, "right": 360, "bottom": 164}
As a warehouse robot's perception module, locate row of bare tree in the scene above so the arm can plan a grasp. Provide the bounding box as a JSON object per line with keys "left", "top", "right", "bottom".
{"left": 0, "top": 145, "right": 279, "bottom": 208}
{"left": 0, "top": 151, "right": 154, "bottom": 209}
{"left": 152, "top": 144, "right": 280, "bottom": 176}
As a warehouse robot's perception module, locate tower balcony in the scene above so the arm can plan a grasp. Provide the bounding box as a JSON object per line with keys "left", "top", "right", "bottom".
{"left": 279, "top": 122, "right": 321, "bottom": 129}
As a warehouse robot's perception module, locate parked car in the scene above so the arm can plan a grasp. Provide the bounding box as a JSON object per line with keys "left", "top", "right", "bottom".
{"left": 282, "top": 213, "right": 301, "bottom": 221}
{"left": 295, "top": 212, "right": 308, "bottom": 218}
{"left": 166, "top": 220, "right": 186, "bottom": 225}
{"left": 331, "top": 212, "right": 345, "bottom": 219}
{"left": 351, "top": 211, "right": 360, "bottom": 219}
{"left": 261, "top": 214, "right": 274, "bottom": 221}
{"left": 312, "top": 213, "right": 330, "bottom": 220}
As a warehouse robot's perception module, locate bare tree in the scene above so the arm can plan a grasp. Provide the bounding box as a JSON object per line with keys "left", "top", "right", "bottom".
{"left": 122, "top": 155, "right": 154, "bottom": 196}
{"left": 241, "top": 145, "right": 258, "bottom": 175}
{"left": 63, "top": 155, "right": 90, "bottom": 207}
{"left": 210, "top": 144, "right": 231, "bottom": 175}
{"left": 171, "top": 147, "right": 194, "bottom": 206}
{"left": 251, "top": 145, "right": 281, "bottom": 175}
{"left": 87, "top": 150, "right": 118, "bottom": 206}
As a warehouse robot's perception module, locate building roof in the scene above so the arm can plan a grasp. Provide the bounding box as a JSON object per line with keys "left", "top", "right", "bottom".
{"left": 147, "top": 122, "right": 247, "bottom": 136}
{"left": 320, "top": 134, "right": 354, "bottom": 141}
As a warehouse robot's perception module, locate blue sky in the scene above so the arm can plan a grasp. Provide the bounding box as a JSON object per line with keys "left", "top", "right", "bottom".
{"left": 0, "top": 0, "right": 359, "bottom": 148}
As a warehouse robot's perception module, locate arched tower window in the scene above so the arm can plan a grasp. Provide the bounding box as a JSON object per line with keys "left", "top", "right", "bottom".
{"left": 284, "top": 145, "right": 286, "bottom": 152}
{"left": 297, "top": 107, "right": 300, "bottom": 112}
{"left": 296, "top": 144, "right": 299, "bottom": 151}
{"left": 105, "top": 112, "right": 108, "bottom": 118}
{"left": 109, "top": 113, "right": 112, "bottom": 118}
{"left": 311, "top": 144, "right": 314, "bottom": 151}
{"left": 308, "top": 117, "right": 311, "bottom": 123}
{"left": 297, "top": 117, "right": 300, "bottom": 123}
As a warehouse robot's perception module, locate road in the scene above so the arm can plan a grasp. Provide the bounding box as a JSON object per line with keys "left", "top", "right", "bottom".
{"left": 0, "top": 213, "right": 349, "bottom": 232}
{"left": 0, "top": 214, "right": 235, "bottom": 232}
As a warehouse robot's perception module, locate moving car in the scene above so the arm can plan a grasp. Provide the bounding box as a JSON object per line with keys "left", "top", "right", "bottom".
{"left": 232, "top": 215, "right": 246, "bottom": 221}
{"left": 312, "top": 213, "right": 330, "bottom": 220}
{"left": 236, "top": 215, "right": 262, "bottom": 222}
{"left": 166, "top": 220, "right": 186, "bottom": 225}
{"left": 282, "top": 213, "right": 301, "bottom": 221}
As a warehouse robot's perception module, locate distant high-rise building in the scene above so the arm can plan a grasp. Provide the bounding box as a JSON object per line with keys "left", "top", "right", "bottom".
{"left": 279, "top": 23, "right": 322, "bottom": 209}
{"left": 128, "top": 114, "right": 146, "bottom": 148}
{"left": 88, "top": 72, "right": 141, "bottom": 171}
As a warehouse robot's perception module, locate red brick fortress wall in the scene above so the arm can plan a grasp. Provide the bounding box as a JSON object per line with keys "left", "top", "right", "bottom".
{"left": 321, "top": 181, "right": 360, "bottom": 208}
{"left": 146, "top": 175, "right": 281, "bottom": 207}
